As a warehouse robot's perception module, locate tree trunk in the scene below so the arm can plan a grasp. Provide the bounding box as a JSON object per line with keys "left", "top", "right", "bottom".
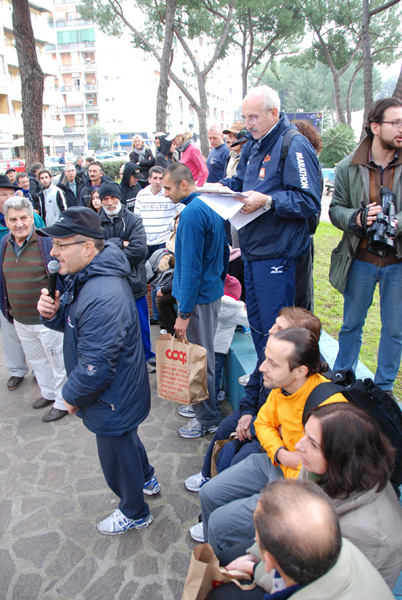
{"left": 393, "top": 63, "right": 402, "bottom": 99}
{"left": 155, "top": 0, "right": 177, "bottom": 132}
{"left": 241, "top": 30, "right": 247, "bottom": 99}
{"left": 195, "top": 73, "right": 210, "bottom": 157}
{"left": 361, "top": 0, "right": 373, "bottom": 140}
{"left": 346, "top": 63, "right": 361, "bottom": 126}
{"left": 12, "top": 0, "right": 44, "bottom": 166}
{"left": 333, "top": 71, "right": 346, "bottom": 124}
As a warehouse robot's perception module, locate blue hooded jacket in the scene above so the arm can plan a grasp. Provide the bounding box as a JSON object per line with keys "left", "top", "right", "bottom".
{"left": 221, "top": 114, "right": 321, "bottom": 261}
{"left": 42, "top": 242, "right": 150, "bottom": 436}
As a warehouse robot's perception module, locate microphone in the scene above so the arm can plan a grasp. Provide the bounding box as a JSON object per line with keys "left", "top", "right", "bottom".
{"left": 47, "top": 260, "right": 60, "bottom": 300}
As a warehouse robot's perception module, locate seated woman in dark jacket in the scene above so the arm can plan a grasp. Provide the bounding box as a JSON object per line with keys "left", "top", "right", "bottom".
{"left": 208, "top": 403, "right": 402, "bottom": 599}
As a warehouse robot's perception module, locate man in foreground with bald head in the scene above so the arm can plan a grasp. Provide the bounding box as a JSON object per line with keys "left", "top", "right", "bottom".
{"left": 253, "top": 479, "right": 393, "bottom": 599}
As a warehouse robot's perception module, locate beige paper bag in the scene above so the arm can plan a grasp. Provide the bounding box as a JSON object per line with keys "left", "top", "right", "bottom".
{"left": 181, "top": 543, "right": 255, "bottom": 600}
{"left": 156, "top": 333, "right": 208, "bottom": 405}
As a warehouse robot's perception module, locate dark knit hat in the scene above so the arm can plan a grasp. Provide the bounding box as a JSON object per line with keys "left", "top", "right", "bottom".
{"left": 36, "top": 206, "right": 104, "bottom": 239}
{"left": 98, "top": 181, "right": 122, "bottom": 200}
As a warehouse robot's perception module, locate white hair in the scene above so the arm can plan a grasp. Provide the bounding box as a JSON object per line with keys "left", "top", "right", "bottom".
{"left": 244, "top": 85, "right": 281, "bottom": 112}
{"left": 3, "top": 196, "right": 33, "bottom": 217}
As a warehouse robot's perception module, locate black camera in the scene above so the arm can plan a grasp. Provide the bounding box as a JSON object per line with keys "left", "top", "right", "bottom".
{"left": 366, "top": 187, "right": 397, "bottom": 258}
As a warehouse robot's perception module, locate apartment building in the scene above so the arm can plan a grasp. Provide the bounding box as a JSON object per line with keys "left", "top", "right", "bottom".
{"left": 0, "top": 0, "right": 62, "bottom": 160}
{"left": 47, "top": 0, "right": 99, "bottom": 154}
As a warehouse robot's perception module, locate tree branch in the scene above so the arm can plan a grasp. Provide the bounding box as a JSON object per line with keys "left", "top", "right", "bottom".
{"left": 369, "top": 0, "right": 401, "bottom": 17}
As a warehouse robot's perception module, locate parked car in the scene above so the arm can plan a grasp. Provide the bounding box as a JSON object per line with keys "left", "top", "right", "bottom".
{"left": 44, "top": 156, "right": 65, "bottom": 176}
{"left": 0, "top": 159, "right": 25, "bottom": 174}
{"left": 97, "top": 151, "right": 129, "bottom": 161}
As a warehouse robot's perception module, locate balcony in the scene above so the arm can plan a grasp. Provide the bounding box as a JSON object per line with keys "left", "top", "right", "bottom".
{"left": 60, "top": 83, "right": 98, "bottom": 92}
{"left": 54, "top": 19, "right": 91, "bottom": 28}
{"left": 0, "top": 113, "right": 12, "bottom": 133}
{"left": 57, "top": 41, "right": 95, "bottom": 51}
{"left": 60, "top": 63, "right": 97, "bottom": 72}
{"left": 62, "top": 105, "right": 99, "bottom": 113}
{"left": 63, "top": 126, "right": 85, "bottom": 133}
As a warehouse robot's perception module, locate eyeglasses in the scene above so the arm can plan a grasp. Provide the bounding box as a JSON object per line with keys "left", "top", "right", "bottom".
{"left": 380, "top": 120, "right": 402, "bottom": 129}
{"left": 240, "top": 114, "right": 264, "bottom": 125}
{"left": 51, "top": 241, "right": 86, "bottom": 250}
{"left": 240, "top": 108, "right": 274, "bottom": 125}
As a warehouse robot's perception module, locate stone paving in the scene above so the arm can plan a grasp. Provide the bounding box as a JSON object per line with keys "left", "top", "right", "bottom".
{"left": 0, "top": 326, "right": 229, "bottom": 600}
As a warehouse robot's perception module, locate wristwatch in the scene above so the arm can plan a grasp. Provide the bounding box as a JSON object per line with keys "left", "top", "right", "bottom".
{"left": 179, "top": 312, "right": 191, "bottom": 320}
{"left": 262, "top": 195, "right": 272, "bottom": 211}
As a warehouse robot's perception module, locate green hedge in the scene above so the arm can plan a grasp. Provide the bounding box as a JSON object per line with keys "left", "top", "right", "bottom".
{"left": 101, "top": 159, "right": 127, "bottom": 180}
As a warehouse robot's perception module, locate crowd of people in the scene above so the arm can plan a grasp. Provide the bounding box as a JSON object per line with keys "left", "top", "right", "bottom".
{"left": 0, "top": 85, "right": 401, "bottom": 598}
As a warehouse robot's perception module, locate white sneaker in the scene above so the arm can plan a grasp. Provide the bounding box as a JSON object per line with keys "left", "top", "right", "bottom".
{"left": 185, "top": 471, "right": 210, "bottom": 492}
{"left": 238, "top": 373, "right": 251, "bottom": 386}
{"left": 189, "top": 521, "right": 205, "bottom": 542}
{"left": 217, "top": 390, "right": 226, "bottom": 402}
{"left": 178, "top": 404, "right": 195, "bottom": 418}
{"left": 96, "top": 509, "right": 153, "bottom": 535}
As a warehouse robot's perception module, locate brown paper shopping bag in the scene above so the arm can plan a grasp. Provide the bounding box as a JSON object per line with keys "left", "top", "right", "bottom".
{"left": 156, "top": 333, "right": 208, "bottom": 405}
{"left": 181, "top": 543, "right": 255, "bottom": 600}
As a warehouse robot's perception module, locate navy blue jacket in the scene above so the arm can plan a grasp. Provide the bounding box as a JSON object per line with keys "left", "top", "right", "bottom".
{"left": 172, "top": 191, "right": 229, "bottom": 313}
{"left": 42, "top": 243, "right": 150, "bottom": 436}
{"left": 206, "top": 143, "right": 230, "bottom": 183}
{"left": 221, "top": 114, "right": 321, "bottom": 261}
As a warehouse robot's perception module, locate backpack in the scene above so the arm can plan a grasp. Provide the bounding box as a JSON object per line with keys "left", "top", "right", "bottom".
{"left": 280, "top": 128, "right": 322, "bottom": 235}
{"left": 302, "top": 370, "right": 402, "bottom": 498}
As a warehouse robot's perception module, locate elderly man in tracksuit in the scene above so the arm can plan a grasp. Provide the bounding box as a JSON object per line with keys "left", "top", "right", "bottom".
{"left": 221, "top": 85, "right": 321, "bottom": 355}
{"left": 37, "top": 207, "right": 160, "bottom": 536}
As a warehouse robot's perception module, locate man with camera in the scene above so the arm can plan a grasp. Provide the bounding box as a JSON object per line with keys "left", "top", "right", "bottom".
{"left": 329, "top": 97, "right": 402, "bottom": 398}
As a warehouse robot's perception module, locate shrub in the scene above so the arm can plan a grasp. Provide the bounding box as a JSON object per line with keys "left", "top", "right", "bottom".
{"left": 319, "top": 124, "right": 356, "bottom": 168}
{"left": 101, "top": 160, "right": 126, "bottom": 180}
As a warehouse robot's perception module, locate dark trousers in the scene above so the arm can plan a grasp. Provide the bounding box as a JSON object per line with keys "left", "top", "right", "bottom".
{"left": 207, "top": 539, "right": 265, "bottom": 600}
{"left": 243, "top": 258, "right": 296, "bottom": 355}
{"left": 202, "top": 411, "right": 240, "bottom": 478}
{"left": 294, "top": 241, "right": 314, "bottom": 312}
{"left": 96, "top": 427, "right": 154, "bottom": 520}
{"left": 201, "top": 411, "right": 263, "bottom": 478}
{"left": 156, "top": 292, "right": 177, "bottom": 335}
{"left": 135, "top": 295, "right": 155, "bottom": 361}
{"left": 215, "top": 352, "right": 227, "bottom": 399}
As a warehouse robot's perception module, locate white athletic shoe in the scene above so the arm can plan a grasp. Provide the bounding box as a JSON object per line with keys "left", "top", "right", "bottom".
{"left": 189, "top": 521, "right": 205, "bottom": 542}
{"left": 185, "top": 471, "right": 210, "bottom": 492}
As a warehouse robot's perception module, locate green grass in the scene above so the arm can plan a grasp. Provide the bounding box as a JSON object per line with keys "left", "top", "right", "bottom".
{"left": 314, "top": 222, "right": 402, "bottom": 398}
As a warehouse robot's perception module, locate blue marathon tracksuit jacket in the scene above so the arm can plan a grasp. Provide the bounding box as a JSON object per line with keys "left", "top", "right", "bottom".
{"left": 221, "top": 114, "right": 321, "bottom": 262}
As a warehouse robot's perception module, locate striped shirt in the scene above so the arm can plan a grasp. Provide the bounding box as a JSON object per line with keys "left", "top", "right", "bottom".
{"left": 134, "top": 187, "right": 182, "bottom": 245}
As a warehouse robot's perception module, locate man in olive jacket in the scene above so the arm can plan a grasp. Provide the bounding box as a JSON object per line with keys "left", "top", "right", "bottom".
{"left": 329, "top": 97, "right": 402, "bottom": 396}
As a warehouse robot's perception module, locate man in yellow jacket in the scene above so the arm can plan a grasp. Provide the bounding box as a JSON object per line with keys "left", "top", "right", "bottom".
{"left": 190, "top": 327, "right": 346, "bottom": 554}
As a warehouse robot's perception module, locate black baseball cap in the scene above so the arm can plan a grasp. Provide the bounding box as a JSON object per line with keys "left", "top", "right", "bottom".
{"left": 36, "top": 206, "right": 104, "bottom": 239}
